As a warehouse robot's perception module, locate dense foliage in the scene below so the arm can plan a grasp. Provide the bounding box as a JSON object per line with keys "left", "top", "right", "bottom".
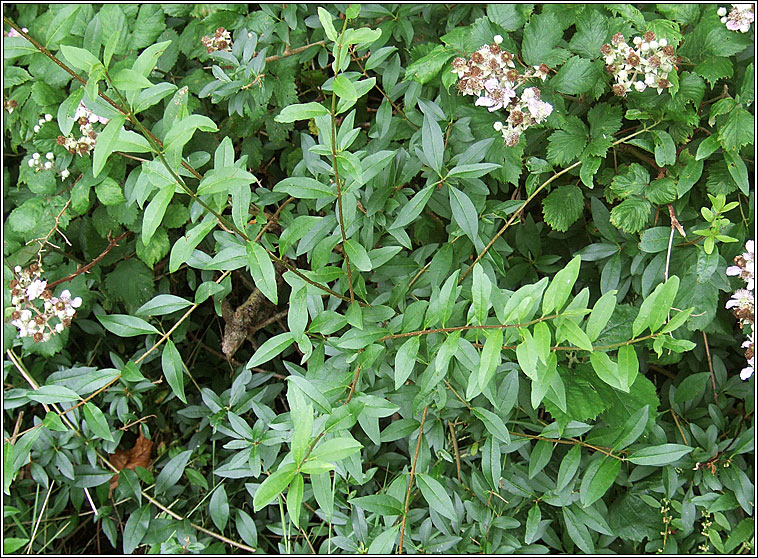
{"left": 3, "top": 4, "right": 755, "bottom": 554}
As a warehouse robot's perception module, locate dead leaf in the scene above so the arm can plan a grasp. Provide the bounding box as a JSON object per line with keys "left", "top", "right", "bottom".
{"left": 108, "top": 431, "right": 153, "bottom": 492}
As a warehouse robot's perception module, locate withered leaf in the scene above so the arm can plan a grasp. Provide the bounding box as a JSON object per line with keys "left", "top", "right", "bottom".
{"left": 108, "top": 431, "right": 153, "bottom": 492}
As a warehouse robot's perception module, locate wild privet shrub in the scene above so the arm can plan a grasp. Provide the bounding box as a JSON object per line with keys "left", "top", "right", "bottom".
{"left": 2, "top": 4, "right": 755, "bottom": 555}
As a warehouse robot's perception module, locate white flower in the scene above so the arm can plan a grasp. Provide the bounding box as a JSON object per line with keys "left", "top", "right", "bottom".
{"left": 44, "top": 114, "right": 52, "bottom": 121}
{"left": 493, "top": 121, "right": 504, "bottom": 131}
{"left": 726, "top": 288, "right": 754, "bottom": 310}
{"left": 634, "top": 81, "right": 646, "bottom": 92}
{"left": 46, "top": 152, "right": 54, "bottom": 160}
{"left": 33, "top": 152, "right": 40, "bottom": 160}
{"left": 28, "top": 159, "right": 36, "bottom": 168}
{"left": 55, "top": 323, "right": 65, "bottom": 333}
{"left": 494, "top": 35, "right": 503, "bottom": 45}
{"left": 659, "top": 38, "right": 668, "bottom": 47}
{"left": 727, "top": 265, "right": 743, "bottom": 276}
{"left": 60, "top": 169, "right": 70, "bottom": 180}
{"left": 718, "top": 7, "right": 728, "bottom": 16}
{"left": 740, "top": 365, "right": 753, "bottom": 380}
{"left": 26, "top": 279, "right": 47, "bottom": 301}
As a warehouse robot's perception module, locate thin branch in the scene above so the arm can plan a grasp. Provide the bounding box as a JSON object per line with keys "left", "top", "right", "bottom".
{"left": 399, "top": 406, "right": 428, "bottom": 554}
{"left": 448, "top": 421, "right": 462, "bottom": 483}
{"left": 47, "top": 231, "right": 129, "bottom": 289}
{"left": 702, "top": 330, "right": 719, "bottom": 405}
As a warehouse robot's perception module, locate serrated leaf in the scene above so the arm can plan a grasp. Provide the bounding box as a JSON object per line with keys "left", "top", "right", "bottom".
{"left": 547, "top": 116, "right": 588, "bottom": 166}
{"left": 609, "top": 197, "right": 651, "bottom": 234}
{"left": 542, "top": 185, "right": 584, "bottom": 232}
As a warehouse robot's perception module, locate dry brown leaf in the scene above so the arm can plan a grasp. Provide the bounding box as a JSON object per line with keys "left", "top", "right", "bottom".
{"left": 108, "top": 431, "right": 153, "bottom": 492}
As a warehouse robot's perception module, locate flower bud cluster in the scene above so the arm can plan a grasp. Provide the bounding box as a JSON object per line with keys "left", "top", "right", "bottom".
{"left": 725, "top": 240, "right": 754, "bottom": 380}
{"left": 7, "top": 264, "right": 82, "bottom": 343}
{"left": 718, "top": 4, "right": 755, "bottom": 33}
{"left": 201, "top": 27, "right": 233, "bottom": 54}
{"left": 56, "top": 102, "right": 108, "bottom": 156}
{"left": 27, "top": 151, "right": 56, "bottom": 172}
{"left": 3, "top": 27, "right": 28, "bottom": 38}
{"left": 452, "top": 35, "right": 553, "bottom": 147}
{"left": 600, "top": 31, "right": 677, "bottom": 96}
{"left": 33, "top": 113, "right": 53, "bottom": 134}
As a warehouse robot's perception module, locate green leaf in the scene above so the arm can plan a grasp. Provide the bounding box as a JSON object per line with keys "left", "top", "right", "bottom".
{"left": 650, "top": 130, "right": 676, "bottom": 167}
{"left": 405, "top": 44, "right": 456, "bottom": 85}
{"left": 646, "top": 177, "right": 677, "bottom": 205}
{"left": 273, "top": 177, "right": 335, "bottom": 199}
{"left": 246, "top": 242, "right": 278, "bottom": 304}
{"left": 83, "top": 402, "right": 114, "bottom": 442}
{"left": 57, "top": 88, "right": 85, "bottom": 136}
{"left": 155, "top": 450, "right": 192, "bottom": 495}
{"left": 287, "top": 473, "right": 304, "bottom": 528}
{"left": 676, "top": 156, "right": 704, "bottom": 197}
{"left": 627, "top": 444, "right": 693, "bottom": 466}
{"left": 569, "top": 9, "right": 609, "bottom": 58}
{"left": 723, "top": 149, "right": 750, "bottom": 196}
{"left": 308, "top": 436, "right": 363, "bottom": 464}
{"left": 142, "top": 184, "right": 174, "bottom": 246}
{"left": 718, "top": 108, "right": 754, "bottom": 152}
{"left": 547, "top": 116, "right": 588, "bottom": 166}
{"left": 416, "top": 473, "right": 456, "bottom": 521}
{"left": 97, "top": 314, "right": 160, "bottom": 337}
{"left": 60, "top": 44, "right": 101, "bottom": 73}
{"left": 333, "top": 75, "right": 358, "bottom": 114}
{"left": 487, "top": 4, "right": 530, "bottom": 32}
{"left": 394, "top": 336, "right": 419, "bottom": 390}
{"left": 246, "top": 333, "right": 294, "bottom": 369}
{"left": 563, "top": 507, "right": 595, "bottom": 553}
{"left": 136, "top": 294, "right": 193, "bottom": 316}
{"left": 609, "top": 197, "right": 651, "bottom": 234}
{"left": 448, "top": 163, "right": 501, "bottom": 179}
{"left": 478, "top": 328, "right": 503, "bottom": 393}
{"left": 253, "top": 462, "right": 297, "bottom": 511}
{"left": 209, "top": 484, "right": 230, "bottom": 531}
{"left": 367, "top": 525, "right": 400, "bottom": 555}
{"left": 616, "top": 346, "right": 639, "bottom": 397}
{"left": 422, "top": 112, "right": 444, "bottom": 173}
{"left": 580, "top": 458, "right": 620, "bottom": 507}
{"left": 542, "top": 185, "right": 584, "bottom": 232}
{"left": 4, "top": 538, "right": 29, "bottom": 554}
{"left": 639, "top": 227, "right": 672, "bottom": 253}
{"left": 472, "top": 406, "right": 510, "bottom": 444}
{"left": 111, "top": 68, "right": 153, "bottom": 90}
{"left": 43, "top": 411, "right": 67, "bottom": 432}
{"left": 590, "top": 352, "right": 627, "bottom": 392}
{"left": 586, "top": 291, "right": 617, "bottom": 342}
{"left": 562, "top": 319, "right": 594, "bottom": 352}
{"left": 543, "top": 255, "right": 581, "bottom": 315}
{"left": 162, "top": 339, "right": 186, "bottom": 404}
{"left": 236, "top": 510, "right": 258, "bottom": 549}
{"left": 390, "top": 184, "right": 435, "bottom": 231}
{"left": 556, "top": 445, "right": 582, "bottom": 491}
{"left": 349, "top": 494, "right": 404, "bottom": 515}
{"left": 122, "top": 503, "right": 152, "bottom": 554}
{"left": 196, "top": 166, "right": 257, "bottom": 196}
{"left": 275, "top": 102, "right": 329, "bottom": 123}
{"left": 612, "top": 405, "right": 650, "bottom": 451}
{"left": 522, "top": 12, "right": 566, "bottom": 66}
{"left": 92, "top": 114, "right": 126, "bottom": 178}
{"left": 551, "top": 56, "right": 599, "bottom": 95}
{"left": 448, "top": 185, "right": 479, "bottom": 244}
{"left": 343, "top": 239, "right": 372, "bottom": 272}
{"left": 163, "top": 114, "right": 217, "bottom": 154}
{"left": 529, "top": 440, "right": 554, "bottom": 479}
{"left": 317, "top": 7, "right": 338, "bottom": 41}
{"left": 633, "top": 275, "right": 679, "bottom": 336}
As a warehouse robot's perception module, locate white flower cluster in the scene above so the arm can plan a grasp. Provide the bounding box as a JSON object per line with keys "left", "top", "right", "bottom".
{"left": 201, "top": 27, "right": 233, "bottom": 54}
{"left": 725, "top": 240, "right": 754, "bottom": 380}
{"left": 7, "top": 264, "right": 82, "bottom": 343}
{"left": 718, "top": 4, "right": 755, "bottom": 33}
{"left": 452, "top": 36, "right": 553, "bottom": 147}
{"left": 27, "top": 151, "right": 55, "bottom": 172}
{"left": 600, "top": 31, "right": 677, "bottom": 97}
{"left": 33, "top": 113, "right": 53, "bottom": 134}
{"left": 57, "top": 102, "right": 108, "bottom": 156}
